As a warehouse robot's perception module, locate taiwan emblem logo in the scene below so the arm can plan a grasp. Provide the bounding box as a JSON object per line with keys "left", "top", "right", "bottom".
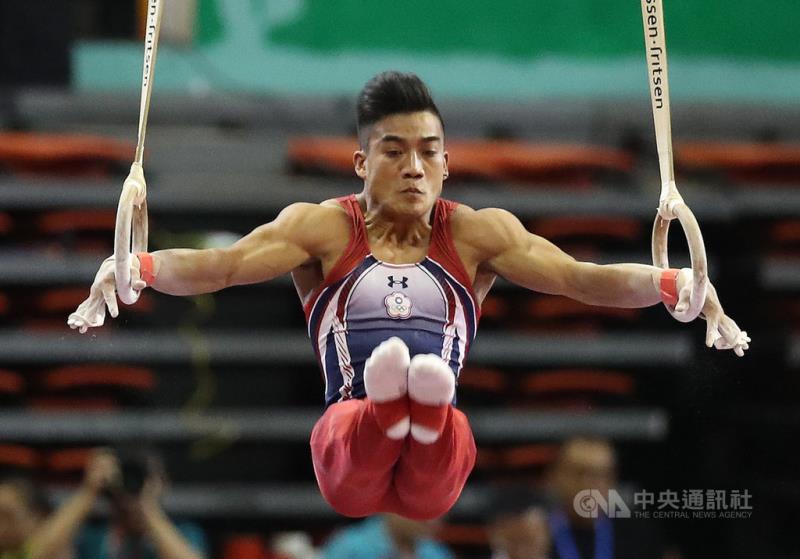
{"left": 384, "top": 292, "right": 412, "bottom": 319}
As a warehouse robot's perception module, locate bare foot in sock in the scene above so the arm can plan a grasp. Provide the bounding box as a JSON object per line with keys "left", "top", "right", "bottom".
{"left": 407, "top": 354, "right": 455, "bottom": 444}
{"left": 364, "top": 337, "right": 411, "bottom": 439}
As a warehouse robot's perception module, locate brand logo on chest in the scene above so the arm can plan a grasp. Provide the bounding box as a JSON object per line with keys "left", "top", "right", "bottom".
{"left": 384, "top": 292, "right": 412, "bottom": 319}
{"left": 387, "top": 276, "right": 409, "bottom": 288}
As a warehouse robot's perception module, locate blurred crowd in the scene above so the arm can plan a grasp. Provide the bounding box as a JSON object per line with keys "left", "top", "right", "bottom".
{"left": 1, "top": 437, "right": 681, "bottom": 559}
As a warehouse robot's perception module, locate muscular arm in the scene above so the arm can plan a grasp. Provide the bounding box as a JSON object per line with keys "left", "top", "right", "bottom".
{"left": 147, "top": 203, "right": 331, "bottom": 296}
{"left": 471, "top": 208, "right": 662, "bottom": 308}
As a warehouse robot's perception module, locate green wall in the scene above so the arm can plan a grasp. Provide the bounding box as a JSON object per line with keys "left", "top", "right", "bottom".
{"left": 74, "top": 0, "right": 800, "bottom": 102}
{"left": 199, "top": 0, "right": 800, "bottom": 61}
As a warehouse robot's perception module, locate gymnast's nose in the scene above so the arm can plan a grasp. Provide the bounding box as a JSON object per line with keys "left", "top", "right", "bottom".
{"left": 402, "top": 151, "right": 424, "bottom": 180}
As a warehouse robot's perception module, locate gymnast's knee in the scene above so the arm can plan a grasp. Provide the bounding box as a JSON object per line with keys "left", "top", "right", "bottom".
{"left": 317, "top": 480, "right": 387, "bottom": 518}
{"left": 394, "top": 490, "right": 458, "bottom": 521}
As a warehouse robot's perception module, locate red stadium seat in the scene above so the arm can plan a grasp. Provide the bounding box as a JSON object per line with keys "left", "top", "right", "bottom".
{"left": 0, "top": 132, "right": 133, "bottom": 176}
{"left": 0, "top": 212, "right": 12, "bottom": 235}
{"left": 221, "top": 535, "right": 272, "bottom": 559}
{"left": 0, "top": 369, "right": 24, "bottom": 402}
{"left": 476, "top": 443, "right": 561, "bottom": 472}
{"left": 0, "top": 292, "right": 9, "bottom": 316}
{"left": 35, "top": 287, "right": 155, "bottom": 315}
{"left": 0, "top": 444, "right": 39, "bottom": 472}
{"left": 36, "top": 210, "right": 117, "bottom": 235}
{"left": 529, "top": 215, "right": 643, "bottom": 244}
{"left": 457, "top": 366, "right": 509, "bottom": 394}
{"left": 675, "top": 142, "right": 800, "bottom": 184}
{"left": 521, "top": 369, "right": 635, "bottom": 397}
{"left": 45, "top": 447, "right": 95, "bottom": 474}
{"left": 288, "top": 136, "right": 633, "bottom": 186}
{"left": 42, "top": 364, "right": 156, "bottom": 392}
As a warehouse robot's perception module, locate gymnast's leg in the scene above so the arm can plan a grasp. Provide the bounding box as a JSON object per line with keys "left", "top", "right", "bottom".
{"left": 309, "top": 338, "right": 411, "bottom": 517}
{"left": 393, "top": 354, "right": 477, "bottom": 520}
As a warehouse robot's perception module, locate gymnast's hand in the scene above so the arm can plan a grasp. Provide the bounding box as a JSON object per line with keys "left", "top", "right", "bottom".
{"left": 675, "top": 268, "right": 750, "bottom": 357}
{"left": 67, "top": 255, "right": 144, "bottom": 333}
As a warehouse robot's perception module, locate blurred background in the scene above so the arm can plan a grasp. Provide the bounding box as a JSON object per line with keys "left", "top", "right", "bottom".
{"left": 1, "top": 0, "right": 799, "bottom": 558}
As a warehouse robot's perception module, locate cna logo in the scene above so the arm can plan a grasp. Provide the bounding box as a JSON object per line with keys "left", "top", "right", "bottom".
{"left": 574, "top": 489, "right": 631, "bottom": 519}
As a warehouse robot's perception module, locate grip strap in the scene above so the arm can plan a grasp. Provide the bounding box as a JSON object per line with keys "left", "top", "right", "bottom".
{"left": 136, "top": 252, "right": 156, "bottom": 287}
{"left": 660, "top": 268, "right": 680, "bottom": 307}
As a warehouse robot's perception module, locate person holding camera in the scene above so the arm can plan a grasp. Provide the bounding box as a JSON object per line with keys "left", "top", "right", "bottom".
{"left": 1, "top": 450, "right": 117, "bottom": 559}
{"left": 75, "top": 449, "right": 207, "bottom": 559}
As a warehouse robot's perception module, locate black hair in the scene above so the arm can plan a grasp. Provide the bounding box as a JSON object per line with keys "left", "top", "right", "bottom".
{"left": 356, "top": 71, "right": 443, "bottom": 149}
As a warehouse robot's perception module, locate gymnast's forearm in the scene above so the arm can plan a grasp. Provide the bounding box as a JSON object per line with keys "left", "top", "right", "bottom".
{"left": 568, "top": 262, "right": 663, "bottom": 308}
{"left": 147, "top": 248, "right": 233, "bottom": 296}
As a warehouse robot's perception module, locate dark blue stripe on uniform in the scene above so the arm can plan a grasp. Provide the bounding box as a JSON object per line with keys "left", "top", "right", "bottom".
{"left": 420, "top": 259, "right": 477, "bottom": 345}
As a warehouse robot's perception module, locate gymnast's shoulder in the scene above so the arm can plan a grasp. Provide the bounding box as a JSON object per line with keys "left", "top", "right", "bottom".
{"left": 449, "top": 203, "right": 525, "bottom": 248}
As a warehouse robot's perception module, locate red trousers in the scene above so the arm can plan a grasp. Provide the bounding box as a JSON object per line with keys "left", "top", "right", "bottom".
{"left": 310, "top": 398, "right": 477, "bottom": 520}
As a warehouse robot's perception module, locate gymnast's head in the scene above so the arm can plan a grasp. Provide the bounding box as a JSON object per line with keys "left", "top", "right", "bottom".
{"left": 354, "top": 71, "right": 449, "bottom": 219}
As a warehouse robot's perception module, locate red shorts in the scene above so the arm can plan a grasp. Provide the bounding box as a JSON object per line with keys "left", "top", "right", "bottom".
{"left": 310, "top": 398, "right": 477, "bottom": 520}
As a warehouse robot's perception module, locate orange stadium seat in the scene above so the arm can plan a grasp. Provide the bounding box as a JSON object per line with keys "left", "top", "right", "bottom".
{"left": 526, "top": 296, "right": 641, "bottom": 322}
{"left": 0, "top": 291, "right": 9, "bottom": 316}
{"left": 27, "top": 396, "right": 120, "bottom": 412}
{"left": 0, "top": 369, "right": 24, "bottom": 402}
{"left": 36, "top": 209, "right": 117, "bottom": 235}
{"left": 437, "top": 522, "right": 490, "bottom": 547}
{"left": 41, "top": 364, "right": 156, "bottom": 392}
{"left": 476, "top": 443, "right": 561, "bottom": 473}
{"left": 287, "top": 136, "right": 634, "bottom": 186}
{"left": 0, "top": 444, "right": 39, "bottom": 473}
{"left": 0, "top": 212, "right": 13, "bottom": 235}
{"left": 528, "top": 215, "right": 644, "bottom": 244}
{"left": 221, "top": 535, "right": 272, "bottom": 559}
{"left": 518, "top": 295, "right": 641, "bottom": 333}
{"left": 35, "top": 287, "right": 155, "bottom": 315}
{"left": 32, "top": 364, "right": 156, "bottom": 410}
{"left": 0, "top": 132, "right": 134, "bottom": 176}
{"left": 675, "top": 142, "right": 800, "bottom": 183}
{"left": 457, "top": 366, "right": 509, "bottom": 394}
{"left": 521, "top": 368, "right": 635, "bottom": 398}
{"left": 44, "top": 447, "right": 95, "bottom": 475}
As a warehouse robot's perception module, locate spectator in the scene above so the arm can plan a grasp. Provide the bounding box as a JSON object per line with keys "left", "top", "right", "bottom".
{"left": 321, "top": 514, "right": 453, "bottom": 559}
{"left": 271, "top": 532, "right": 318, "bottom": 559}
{"left": 76, "top": 449, "right": 207, "bottom": 559}
{"left": 0, "top": 450, "right": 116, "bottom": 559}
{"left": 546, "top": 437, "right": 673, "bottom": 559}
{"left": 486, "top": 485, "right": 551, "bottom": 559}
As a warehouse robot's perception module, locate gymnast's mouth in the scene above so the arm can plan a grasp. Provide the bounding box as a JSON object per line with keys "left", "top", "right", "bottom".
{"left": 401, "top": 187, "right": 423, "bottom": 194}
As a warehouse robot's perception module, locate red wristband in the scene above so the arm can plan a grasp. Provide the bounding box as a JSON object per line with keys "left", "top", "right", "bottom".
{"left": 136, "top": 252, "right": 156, "bottom": 287}
{"left": 659, "top": 268, "right": 680, "bottom": 307}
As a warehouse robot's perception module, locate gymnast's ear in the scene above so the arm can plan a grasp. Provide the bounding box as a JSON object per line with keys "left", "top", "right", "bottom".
{"left": 354, "top": 150, "right": 367, "bottom": 179}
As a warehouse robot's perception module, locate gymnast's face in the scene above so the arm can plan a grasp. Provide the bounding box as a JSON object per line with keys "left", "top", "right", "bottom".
{"left": 354, "top": 111, "right": 449, "bottom": 220}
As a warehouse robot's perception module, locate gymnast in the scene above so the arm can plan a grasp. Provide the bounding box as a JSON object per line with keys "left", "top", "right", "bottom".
{"left": 68, "top": 71, "right": 749, "bottom": 520}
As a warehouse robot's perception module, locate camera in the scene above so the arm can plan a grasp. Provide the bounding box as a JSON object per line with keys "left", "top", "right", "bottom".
{"left": 108, "top": 449, "right": 155, "bottom": 497}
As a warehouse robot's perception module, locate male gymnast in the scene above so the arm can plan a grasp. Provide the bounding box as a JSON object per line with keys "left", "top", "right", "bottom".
{"left": 69, "top": 71, "right": 749, "bottom": 520}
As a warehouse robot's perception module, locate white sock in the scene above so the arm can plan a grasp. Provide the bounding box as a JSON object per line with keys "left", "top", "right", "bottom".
{"left": 364, "top": 337, "right": 410, "bottom": 402}
{"left": 408, "top": 354, "right": 455, "bottom": 444}
{"left": 408, "top": 354, "right": 455, "bottom": 405}
{"left": 363, "top": 337, "right": 410, "bottom": 440}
